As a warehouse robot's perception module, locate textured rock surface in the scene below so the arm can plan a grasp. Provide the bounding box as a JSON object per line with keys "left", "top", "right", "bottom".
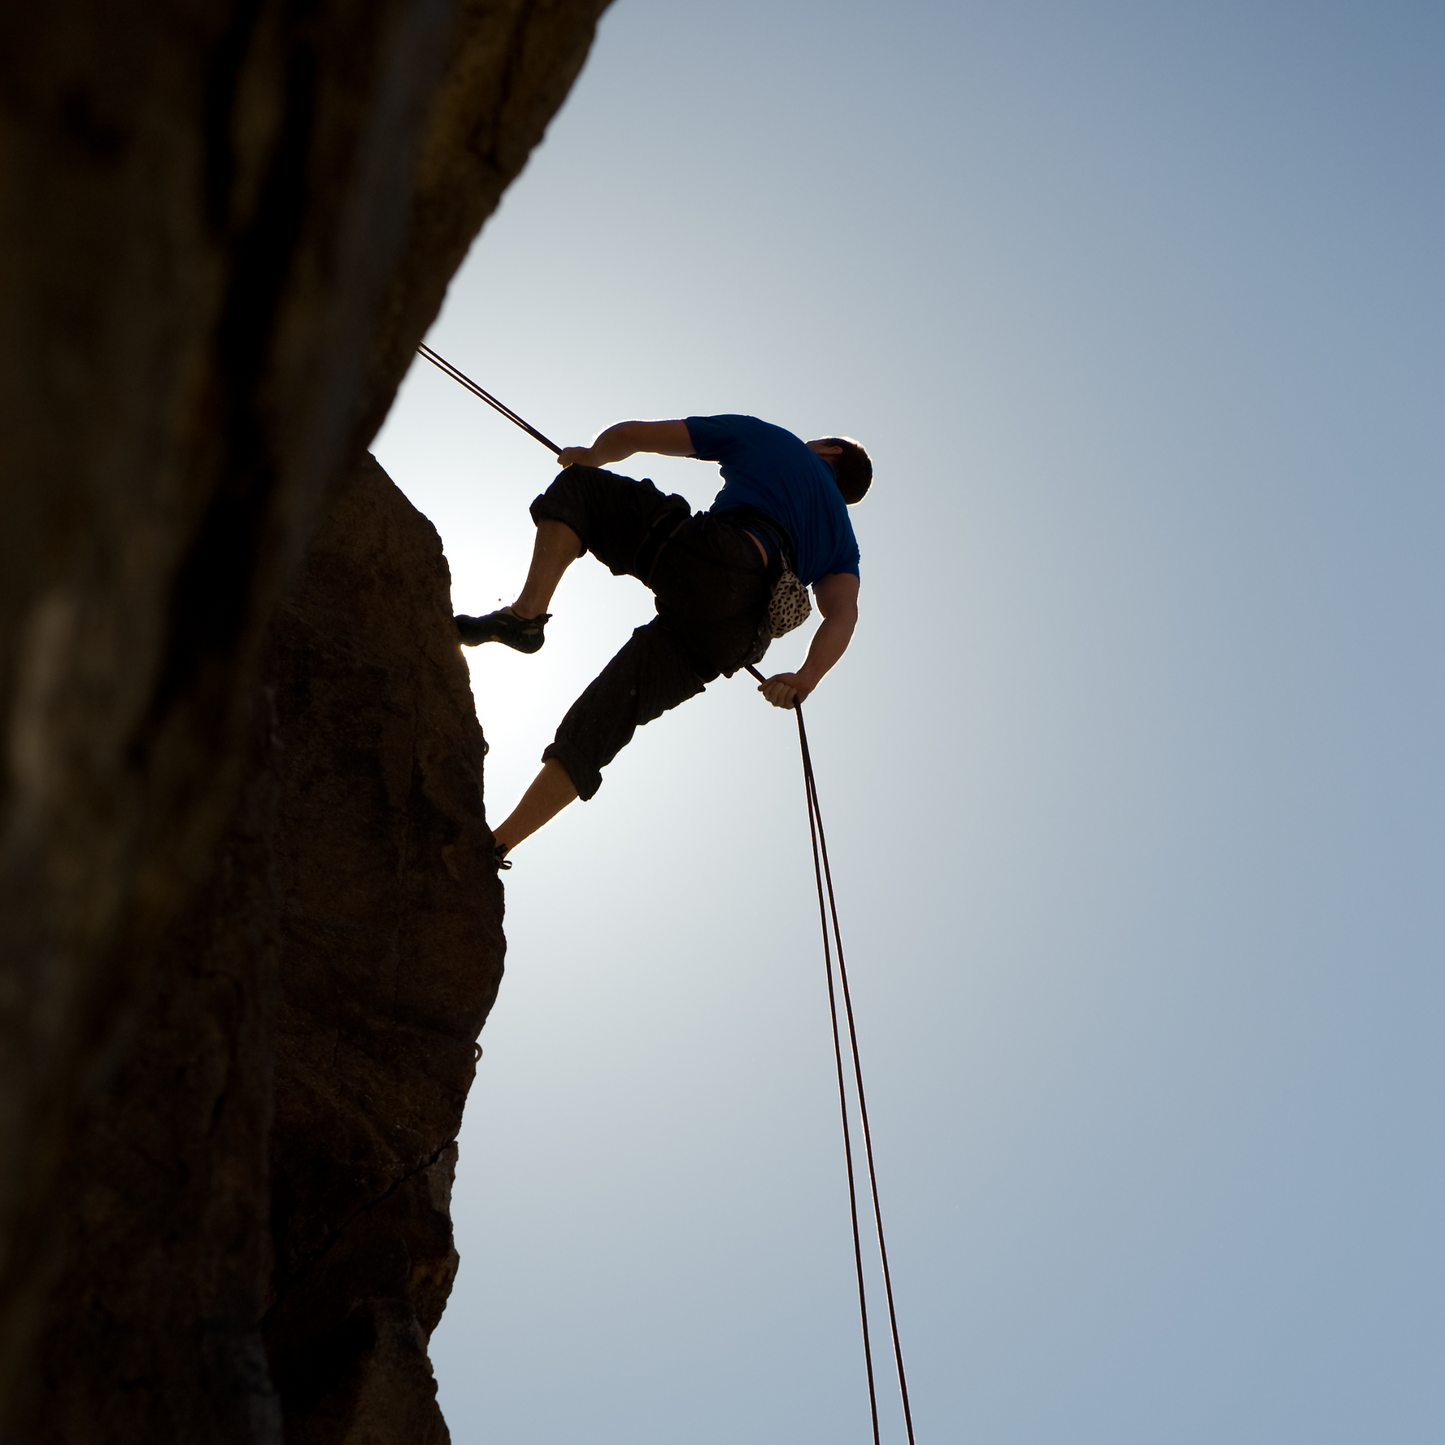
{"left": 22, "top": 456, "right": 503, "bottom": 1443}
{"left": 0, "top": 0, "right": 608, "bottom": 1423}
{"left": 24, "top": 711, "right": 284, "bottom": 1445}
{"left": 262, "top": 456, "right": 503, "bottom": 1444}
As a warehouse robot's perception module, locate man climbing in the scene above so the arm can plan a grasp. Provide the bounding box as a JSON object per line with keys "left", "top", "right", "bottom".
{"left": 456, "top": 414, "right": 870, "bottom": 866}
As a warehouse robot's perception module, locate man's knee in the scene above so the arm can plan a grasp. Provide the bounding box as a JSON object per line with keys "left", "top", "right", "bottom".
{"left": 534, "top": 516, "right": 585, "bottom": 559}
{"left": 530, "top": 468, "right": 596, "bottom": 543}
{"left": 531, "top": 468, "right": 689, "bottom": 582}
{"left": 547, "top": 623, "right": 706, "bottom": 800}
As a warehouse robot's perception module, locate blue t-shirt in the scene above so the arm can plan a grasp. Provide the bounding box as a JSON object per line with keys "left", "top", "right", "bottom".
{"left": 685, "top": 414, "right": 861, "bottom": 585}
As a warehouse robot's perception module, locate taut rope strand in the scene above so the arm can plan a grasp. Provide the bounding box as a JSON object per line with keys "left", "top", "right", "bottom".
{"left": 417, "top": 343, "right": 561, "bottom": 455}
{"left": 746, "top": 664, "right": 917, "bottom": 1443}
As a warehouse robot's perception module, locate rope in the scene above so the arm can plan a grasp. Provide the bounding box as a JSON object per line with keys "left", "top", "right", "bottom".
{"left": 746, "top": 665, "right": 917, "bottom": 1444}
{"left": 416, "top": 343, "right": 562, "bottom": 455}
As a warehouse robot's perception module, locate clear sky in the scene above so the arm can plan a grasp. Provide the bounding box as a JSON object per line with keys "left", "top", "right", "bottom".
{"left": 373, "top": 1, "right": 1444, "bottom": 1440}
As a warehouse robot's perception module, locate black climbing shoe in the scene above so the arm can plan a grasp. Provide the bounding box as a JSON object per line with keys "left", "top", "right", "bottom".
{"left": 456, "top": 607, "right": 550, "bottom": 654}
{"left": 494, "top": 842, "right": 512, "bottom": 871}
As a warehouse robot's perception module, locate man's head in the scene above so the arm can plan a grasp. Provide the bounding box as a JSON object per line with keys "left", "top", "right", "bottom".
{"left": 807, "top": 436, "right": 873, "bottom": 504}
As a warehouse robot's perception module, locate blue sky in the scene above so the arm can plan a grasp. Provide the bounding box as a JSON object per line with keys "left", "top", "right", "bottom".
{"left": 374, "top": 1, "right": 1444, "bottom": 1439}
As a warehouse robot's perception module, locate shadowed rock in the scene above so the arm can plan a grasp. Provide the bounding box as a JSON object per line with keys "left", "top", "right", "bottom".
{"left": 262, "top": 456, "right": 502, "bottom": 1443}
{"left": 1, "top": 0, "right": 609, "bottom": 1434}
{"left": 23, "top": 457, "right": 503, "bottom": 1442}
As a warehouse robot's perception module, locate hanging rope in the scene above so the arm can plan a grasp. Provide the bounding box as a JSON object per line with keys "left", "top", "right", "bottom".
{"left": 746, "top": 664, "right": 917, "bottom": 1445}
{"left": 416, "top": 343, "right": 562, "bottom": 455}
{"left": 417, "top": 343, "right": 916, "bottom": 1438}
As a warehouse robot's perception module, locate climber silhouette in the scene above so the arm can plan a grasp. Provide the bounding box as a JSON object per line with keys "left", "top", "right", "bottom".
{"left": 456, "top": 415, "right": 870, "bottom": 867}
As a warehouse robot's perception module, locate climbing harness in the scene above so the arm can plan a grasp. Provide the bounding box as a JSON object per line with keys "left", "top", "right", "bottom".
{"left": 746, "top": 664, "right": 917, "bottom": 1445}
{"left": 713, "top": 505, "right": 814, "bottom": 640}
{"left": 419, "top": 342, "right": 918, "bottom": 1441}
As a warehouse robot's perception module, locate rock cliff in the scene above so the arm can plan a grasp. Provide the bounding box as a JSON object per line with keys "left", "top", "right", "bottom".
{"left": 0, "top": 0, "right": 610, "bottom": 1437}
{"left": 20, "top": 457, "right": 502, "bottom": 1444}
{"left": 262, "top": 457, "right": 501, "bottom": 1444}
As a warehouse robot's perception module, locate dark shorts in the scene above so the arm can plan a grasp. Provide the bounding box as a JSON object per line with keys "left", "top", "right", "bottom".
{"left": 530, "top": 466, "right": 772, "bottom": 800}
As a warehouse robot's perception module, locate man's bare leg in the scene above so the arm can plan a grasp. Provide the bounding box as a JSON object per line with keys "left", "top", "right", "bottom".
{"left": 487, "top": 520, "right": 584, "bottom": 858}
{"left": 493, "top": 758, "right": 578, "bottom": 855}
{"left": 513, "top": 519, "right": 583, "bottom": 619}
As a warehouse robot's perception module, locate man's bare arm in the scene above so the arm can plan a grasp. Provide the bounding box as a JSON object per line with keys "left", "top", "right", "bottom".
{"left": 759, "top": 572, "right": 860, "bottom": 710}
{"left": 557, "top": 420, "right": 694, "bottom": 469}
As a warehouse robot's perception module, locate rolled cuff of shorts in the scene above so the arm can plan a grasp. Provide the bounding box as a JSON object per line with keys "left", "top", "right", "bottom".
{"left": 541, "top": 740, "right": 602, "bottom": 802}
{"left": 529, "top": 469, "right": 597, "bottom": 555}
